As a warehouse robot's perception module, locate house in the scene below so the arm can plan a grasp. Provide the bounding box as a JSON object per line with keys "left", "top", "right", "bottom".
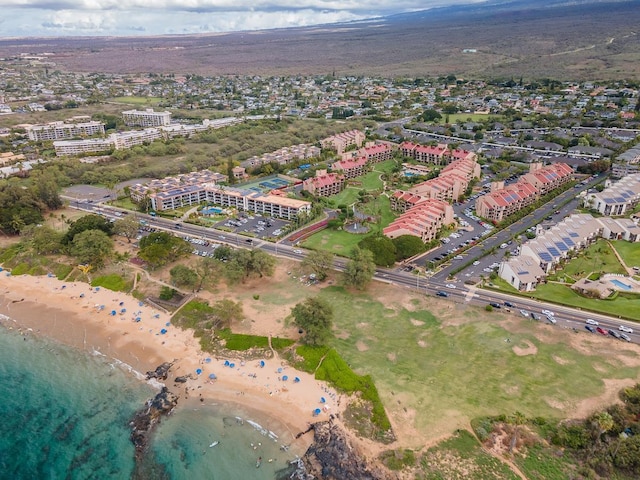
{"left": 498, "top": 255, "right": 546, "bottom": 291}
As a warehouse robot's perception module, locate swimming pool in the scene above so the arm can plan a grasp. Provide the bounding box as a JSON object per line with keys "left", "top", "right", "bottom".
{"left": 611, "top": 279, "right": 632, "bottom": 291}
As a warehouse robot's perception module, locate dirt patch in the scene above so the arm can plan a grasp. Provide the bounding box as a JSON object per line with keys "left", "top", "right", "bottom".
{"left": 387, "top": 352, "right": 397, "bottom": 362}
{"left": 544, "top": 397, "right": 570, "bottom": 411}
{"left": 573, "top": 378, "right": 638, "bottom": 418}
{"left": 512, "top": 339, "right": 537, "bottom": 356}
{"left": 417, "top": 340, "right": 427, "bottom": 348}
{"left": 410, "top": 319, "right": 425, "bottom": 326}
{"left": 552, "top": 355, "right": 573, "bottom": 365}
{"left": 356, "top": 340, "right": 369, "bottom": 352}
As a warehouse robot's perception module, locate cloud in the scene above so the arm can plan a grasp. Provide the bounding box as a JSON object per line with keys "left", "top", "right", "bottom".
{"left": 0, "top": 1, "right": 484, "bottom": 36}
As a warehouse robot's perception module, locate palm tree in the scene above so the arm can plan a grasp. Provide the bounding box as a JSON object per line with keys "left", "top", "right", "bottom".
{"left": 509, "top": 411, "right": 527, "bottom": 453}
{"left": 590, "top": 411, "right": 614, "bottom": 452}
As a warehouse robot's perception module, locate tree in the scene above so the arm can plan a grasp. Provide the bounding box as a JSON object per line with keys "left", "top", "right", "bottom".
{"left": 194, "top": 256, "right": 222, "bottom": 291}
{"left": 70, "top": 229, "right": 113, "bottom": 267}
{"left": 210, "top": 298, "right": 244, "bottom": 329}
{"left": 22, "top": 225, "right": 63, "bottom": 254}
{"left": 419, "top": 109, "right": 442, "bottom": 122}
{"left": 301, "top": 250, "right": 334, "bottom": 281}
{"left": 63, "top": 214, "right": 113, "bottom": 245}
{"left": 227, "top": 249, "right": 275, "bottom": 282}
{"left": 343, "top": 246, "right": 376, "bottom": 289}
{"left": 509, "top": 411, "right": 527, "bottom": 452}
{"left": 138, "top": 232, "right": 191, "bottom": 269}
{"left": 170, "top": 265, "right": 198, "bottom": 288}
{"left": 358, "top": 235, "right": 396, "bottom": 267}
{"left": 113, "top": 215, "right": 139, "bottom": 243}
{"left": 392, "top": 235, "right": 427, "bottom": 261}
{"left": 291, "top": 297, "right": 334, "bottom": 346}
{"left": 590, "top": 411, "right": 615, "bottom": 449}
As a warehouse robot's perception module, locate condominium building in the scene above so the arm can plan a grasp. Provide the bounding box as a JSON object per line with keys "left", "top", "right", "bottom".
{"left": 321, "top": 129, "right": 365, "bottom": 154}
{"left": 122, "top": 108, "right": 171, "bottom": 127}
{"left": 332, "top": 157, "right": 368, "bottom": 179}
{"left": 28, "top": 120, "right": 105, "bottom": 141}
{"left": 383, "top": 199, "right": 454, "bottom": 242}
{"left": 302, "top": 170, "right": 346, "bottom": 197}
{"left": 400, "top": 142, "right": 478, "bottom": 166}
{"left": 53, "top": 138, "right": 114, "bottom": 156}
{"left": 129, "top": 170, "right": 227, "bottom": 204}
{"left": 584, "top": 173, "right": 640, "bottom": 216}
{"left": 111, "top": 128, "right": 162, "bottom": 149}
{"left": 476, "top": 163, "right": 573, "bottom": 222}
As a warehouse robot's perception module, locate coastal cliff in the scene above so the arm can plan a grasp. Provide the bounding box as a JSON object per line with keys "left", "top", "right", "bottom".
{"left": 301, "top": 421, "right": 389, "bottom": 480}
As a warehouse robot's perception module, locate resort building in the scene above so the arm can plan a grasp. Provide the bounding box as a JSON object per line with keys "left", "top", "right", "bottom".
{"left": 321, "top": 129, "right": 365, "bottom": 154}
{"left": 122, "top": 108, "right": 171, "bottom": 127}
{"left": 111, "top": 128, "right": 163, "bottom": 149}
{"left": 409, "top": 172, "right": 469, "bottom": 203}
{"left": 400, "top": 142, "right": 478, "bottom": 166}
{"left": 583, "top": 173, "right": 640, "bottom": 216}
{"left": 331, "top": 157, "right": 368, "bottom": 179}
{"left": 244, "top": 144, "right": 321, "bottom": 169}
{"left": 302, "top": 170, "right": 346, "bottom": 197}
{"left": 476, "top": 163, "right": 573, "bottom": 222}
{"left": 28, "top": 120, "right": 105, "bottom": 141}
{"left": 129, "top": 170, "right": 227, "bottom": 204}
{"left": 499, "top": 213, "right": 640, "bottom": 290}
{"left": 53, "top": 138, "right": 114, "bottom": 156}
{"left": 383, "top": 199, "right": 454, "bottom": 242}
{"left": 352, "top": 143, "right": 395, "bottom": 163}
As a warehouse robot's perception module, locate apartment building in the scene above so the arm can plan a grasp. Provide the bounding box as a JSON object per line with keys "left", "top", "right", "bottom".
{"left": 383, "top": 199, "right": 454, "bottom": 242}
{"left": 122, "top": 108, "right": 171, "bottom": 127}
{"left": 476, "top": 163, "right": 573, "bottom": 222}
{"left": 28, "top": 120, "right": 105, "bottom": 141}
{"left": 53, "top": 138, "right": 114, "bottom": 156}
{"left": 409, "top": 172, "right": 468, "bottom": 203}
{"left": 400, "top": 142, "right": 478, "bottom": 166}
{"left": 244, "top": 144, "right": 321, "bottom": 168}
{"left": 501, "top": 213, "right": 640, "bottom": 290}
{"left": 354, "top": 143, "right": 394, "bottom": 163}
{"left": 332, "top": 157, "right": 368, "bottom": 179}
{"left": 302, "top": 170, "right": 346, "bottom": 197}
{"left": 321, "top": 129, "right": 365, "bottom": 154}
{"left": 129, "top": 170, "right": 227, "bottom": 204}
{"left": 584, "top": 173, "right": 640, "bottom": 216}
{"left": 111, "top": 128, "right": 162, "bottom": 149}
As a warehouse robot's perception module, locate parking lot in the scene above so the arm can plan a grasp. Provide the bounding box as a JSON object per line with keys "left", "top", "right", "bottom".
{"left": 213, "top": 213, "right": 289, "bottom": 240}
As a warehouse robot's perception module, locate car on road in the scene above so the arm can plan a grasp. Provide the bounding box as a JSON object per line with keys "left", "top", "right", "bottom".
{"left": 489, "top": 302, "right": 501, "bottom": 308}
{"left": 519, "top": 309, "right": 529, "bottom": 317}
{"left": 446, "top": 284, "right": 457, "bottom": 289}
{"left": 608, "top": 329, "right": 622, "bottom": 339}
{"left": 596, "top": 327, "right": 608, "bottom": 336}
{"left": 586, "top": 319, "right": 599, "bottom": 326}
{"left": 585, "top": 325, "right": 596, "bottom": 333}
{"left": 620, "top": 333, "right": 631, "bottom": 342}
{"left": 293, "top": 249, "right": 302, "bottom": 254}
{"left": 530, "top": 313, "right": 538, "bottom": 321}
{"left": 436, "top": 291, "right": 449, "bottom": 297}
{"left": 473, "top": 261, "right": 480, "bottom": 266}
{"left": 541, "top": 309, "right": 555, "bottom": 317}
{"left": 619, "top": 325, "right": 634, "bottom": 333}
{"left": 504, "top": 301, "right": 515, "bottom": 308}
{"left": 546, "top": 315, "right": 557, "bottom": 324}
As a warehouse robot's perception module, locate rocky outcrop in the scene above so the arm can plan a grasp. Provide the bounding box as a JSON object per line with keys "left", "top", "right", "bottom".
{"left": 130, "top": 387, "right": 178, "bottom": 458}
{"left": 301, "top": 421, "right": 389, "bottom": 480}
{"left": 145, "top": 361, "right": 173, "bottom": 381}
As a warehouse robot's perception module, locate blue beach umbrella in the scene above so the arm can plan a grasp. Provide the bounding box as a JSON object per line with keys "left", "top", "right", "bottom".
{"left": 160, "top": 329, "right": 167, "bottom": 334}
{"left": 224, "top": 360, "right": 230, "bottom": 366}
{"left": 294, "top": 377, "right": 300, "bottom": 383}
{"left": 205, "top": 358, "right": 212, "bottom": 363}
{"left": 110, "top": 310, "right": 117, "bottom": 316}
{"left": 313, "top": 408, "right": 321, "bottom": 416}
{"left": 282, "top": 375, "right": 288, "bottom": 381}
{"left": 209, "top": 373, "right": 217, "bottom": 380}
{"left": 229, "top": 363, "right": 235, "bottom": 368}
{"left": 196, "top": 368, "right": 202, "bottom": 375}
{"left": 320, "top": 397, "right": 326, "bottom": 403}
{"left": 259, "top": 360, "right": 265, "bottom": 368}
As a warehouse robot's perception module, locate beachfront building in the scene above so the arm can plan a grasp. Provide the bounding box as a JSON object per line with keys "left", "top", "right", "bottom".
{"left": 383, "top": 199, "right": 454, "bottom": 242}
{"left": 499, "top": 213, "right": 640, "bottom": 289}
{"left": 302, "top": 170, "right": 345, "bottom": 197}
{"left": 28, "top": 120, "right": 105, "bottom": 141}
{"left": 122, "top": 108, "right": 171, "bottom": 127}
{"left": 583, "top": 173, "right": 640, "bottom": 216}
{"left": 205, "top": 186, "right": 311, "bottom": 220}
{"left": 321, "top": 129, "right": 365, "bottom": 154}
{"left": 476, "top": 163, "right": 573, "bottom": 222}
{"left": 331, "top": 157, "right": 368, "bottom": 179}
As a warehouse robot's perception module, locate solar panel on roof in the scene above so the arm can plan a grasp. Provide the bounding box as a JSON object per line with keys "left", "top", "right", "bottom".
{"left": 517, "top": 271, "right": 530, "bottom": 275}
{"left": 569, "top": 232, "right": 579, "bottom": 238}
{"left": 539, "top": 252, "right": 553, "bottom": 261}
{"left": 548, "top": 247, "right": 560, "bottom": 256}
{"left": 556, "top": 242, "right": 569, "bottom": 252}
{"left": 562, "top": 237, "right": 575, "bottom": 246}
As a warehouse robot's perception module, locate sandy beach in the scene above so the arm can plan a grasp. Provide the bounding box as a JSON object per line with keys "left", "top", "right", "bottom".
{"left": 0, "top": 272, "right": 343, "bottom": 454}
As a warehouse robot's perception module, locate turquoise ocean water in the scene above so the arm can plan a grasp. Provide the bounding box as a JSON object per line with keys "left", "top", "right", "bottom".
{"left": 0, "top": 320, "right": 302, "bottom": 480}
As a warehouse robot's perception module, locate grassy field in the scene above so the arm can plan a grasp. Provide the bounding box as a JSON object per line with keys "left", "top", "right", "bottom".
{"left": 611, "top": 240, "right": 640, "bottom": 269}
{"left": 301, "top": 228, "right": 365, "bottom": 257}
{"left": 558, "top": 239, "right": 626, "bottom": 279}
{"left": 420, "top": 430, "right": 519, "bottom": 480}
{"left": 329, "top": 187, "right": 361, "bottom": 206}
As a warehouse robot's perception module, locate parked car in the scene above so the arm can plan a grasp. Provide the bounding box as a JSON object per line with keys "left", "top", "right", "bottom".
{"left": 586, "top": 319, "right": 599, "bottom": 326}
{"left": 596, "top": 327, "right": 608, "bottom": 336}
{"left": 546, "top": 315, "right": 557, "bottom": 324}
{"left": 489, "top": 302, "right": 501, "bottom": 308}
{"left": 608, "top": 329, "right": 622, "bottom": 339}
{"left": 446, "top": 284, "right": 457, "bottom": 289}
{"left": 519, "top": 309, "right": 529, "bottom": 317}
{"left": 530, "top": 313, "right": 538, "bottom": 321}
{"left": 436, "top": 291, "right": 448, "bottom": 297}
{"left": 585, "top": 325, "right": 596, "bottom": 333}
{"left": 619, "top": 325, "right": 634, "bottom": 333}
{"left": 619, "top": 333, "right": 631, "bottom": 342}
{"left": 504, "top": 301, "right": 515, "bottom": 308}
{"left": 541, "top": 309, "right": 555, "bottom": 317}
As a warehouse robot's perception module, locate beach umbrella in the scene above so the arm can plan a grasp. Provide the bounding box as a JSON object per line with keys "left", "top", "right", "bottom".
{"left": 224, "top": 360, "right": 230, "bottom": 366}
{"left": 138, "top": 301, "right": 144, "bottom": 306}
{"left": 277, "top": 367, "right": 283, "bottom": 373}
{"left": 205, "top": 358, "right": 212, "bottom": 363}
{"left": 110, "top": 310, "right": 117, "bottom": 316}
{"left": 160, "top": 329, "right": 167, "bottom": 334}
{"left": 166, "top": 322, "right": 171, "bottom": 327}
{"left": 229, "top": 363, "right": 235, "bottom": 368}
{"left": 313, "top": 408, "right": 321, "bottom": 416}
{"left": 320, "top": 397, "right": 326, "bottom": 403}
{"left": 95, "top": 287, "right": 100, "bottom": 291}
{"left": 79, "top": 293, "right": 85, "bottom": 298}
{"left": 120, "top": 308, "right": 126, "bottom": 313}
{"left": 259, "top": 360, "right": 265, "bottom": 368}
{"left": 209, "top": 373, "right": 217, "bottom": 380}
{"left": 196, "top": 368, "right": 202, "bottom": 375}
{"left": 119, "top": 301, "right": 124, "bottom": 306}
{"left": 282, "top": 375, "right": 288, "bottom": 381}
{"left": 135, "top": 317, "right": 141, "bottom": 322}
{"left": 294, "top": 377, "right": 300, "bottom": 383}
{"left": 99, "top": 305, "right": 105, "bottom": 310}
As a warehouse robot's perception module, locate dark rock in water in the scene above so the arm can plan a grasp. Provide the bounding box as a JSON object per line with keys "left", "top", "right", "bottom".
{"left": 130, "top": 386, "right": 178, "bottom": 458}
{"left": 174, "top": 375, "right": 189, "bottom": 383}
{"left": 301, "top": 421, "right": 389, "bottom": 480}
{"left": 146, "top": 361, "right": 173, "bottom": 380}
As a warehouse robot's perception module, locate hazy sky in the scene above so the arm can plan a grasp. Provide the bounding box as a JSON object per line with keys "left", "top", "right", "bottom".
{"left": 0, "top": 0, "right": 484, "bottom": 37}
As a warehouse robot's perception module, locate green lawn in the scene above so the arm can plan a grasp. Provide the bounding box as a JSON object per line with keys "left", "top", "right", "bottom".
{"left": 359, "top": 170, "right": 384, "bottom": 190}
{"left": 611, "top": 240, "right": 640, "bottom": 269}
{"left": 329, "top": 187, "right": 361, "bottom": 206}
{"left": 372, "top": 159, "right": 398, "bottom": 175}
{"left": 301, "top": 228, "right": 365, "bottom": 257}
{"left": 558, "top": 239, "right": 626, "bottom": 279}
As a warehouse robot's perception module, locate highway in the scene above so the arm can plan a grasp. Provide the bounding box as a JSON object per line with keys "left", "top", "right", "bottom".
{"left": 68, "top": 198, "right": 639, "bottom": 345}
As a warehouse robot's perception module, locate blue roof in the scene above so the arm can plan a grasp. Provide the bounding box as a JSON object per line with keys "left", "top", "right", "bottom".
{"left": 539, "top": 252, "right": 553, "bottom": 262}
